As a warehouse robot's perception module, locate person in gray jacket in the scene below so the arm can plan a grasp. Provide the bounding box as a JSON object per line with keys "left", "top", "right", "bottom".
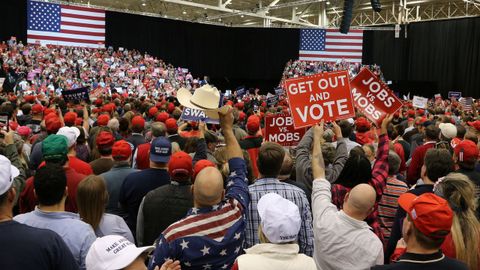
{"left": 296, "top": 121, "right": 348, "bottom": 193}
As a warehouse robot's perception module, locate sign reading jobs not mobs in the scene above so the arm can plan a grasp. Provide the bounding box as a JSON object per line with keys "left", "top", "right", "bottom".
{"left": 284, "top": 71, "right": 355, "bottom": 129}
{"left": 265, "top": 114, "right": 306, "bottom": 147}
{"left": 350, "top": 68, "right": 403, "bottom": 126}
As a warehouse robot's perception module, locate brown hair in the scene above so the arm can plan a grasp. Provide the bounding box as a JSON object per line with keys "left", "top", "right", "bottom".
{"left": 76, "top": 175, "right": 108, "bottom": 230}
{"left": 436, "top": 173, "right": 480, "bottom": 270}
{"left": 410, "top": 217, "right": 449, "bottom": 250}
{"left": 257, "top": 142, "right": 285, "bottom": 178}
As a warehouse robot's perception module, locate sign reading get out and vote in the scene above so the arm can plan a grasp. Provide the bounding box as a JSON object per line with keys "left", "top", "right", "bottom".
{"left": 264, "top": 114, "right": 306, "bottom": 147}
{"left": 350, "top": 68, "right": 403, "bottom": 125}
{"left": 284, "top": 70, "right": 355, "bottom": 129}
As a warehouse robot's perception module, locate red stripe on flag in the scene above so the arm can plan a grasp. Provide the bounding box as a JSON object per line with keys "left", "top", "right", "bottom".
{"left": 27, "top": 34, "right": 104, "bottom": 44}
{"left": 61, "top": 4, "right": 105, "bottom": 13}
{"left": 326, "top": 29, "right": 364, "bottom": 33}
{"left": 302, "top": 48, "right": 363, "bottom": 53}
{"left": 62, "top": 21, "right": 105, "bottom": 29}
{"left": 60, "top": 29, "right": 104, "bottom": 37}
{"left": 325, "top": 41, "right": 361, "bottom": 46}
{"left": 325, "top": 35, "right": 363, "bottom": 40}
{"left": 61, "top": 13, "right": 105, "bottom": 21}
{"left": 299, "top": 54, "right": 362, "bottom": 59}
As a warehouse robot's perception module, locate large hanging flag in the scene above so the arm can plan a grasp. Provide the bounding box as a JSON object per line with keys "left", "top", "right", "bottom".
{"left": 299, "top": 29, "right": 363, "bottom": 63}
{"left": 27, "top": 0, "right": 105, "bottom": 48}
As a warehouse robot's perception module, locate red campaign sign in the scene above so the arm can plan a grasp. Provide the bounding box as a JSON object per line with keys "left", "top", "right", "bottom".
{"left": 264, "top": 114, "right": 306, "bottom": 147}
{"left": 284, "top": 70, "right": 355, "bottom": 129}
{"left": 350, "top": 68, "right": 403, "bottom": 126}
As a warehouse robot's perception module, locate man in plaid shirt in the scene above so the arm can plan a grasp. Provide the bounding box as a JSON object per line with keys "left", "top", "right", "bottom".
{"left": 245, "top": 142, "right": 314, "bottom": 256}
{"left": 331, "top": 114, "right": 393, "bottom": 243}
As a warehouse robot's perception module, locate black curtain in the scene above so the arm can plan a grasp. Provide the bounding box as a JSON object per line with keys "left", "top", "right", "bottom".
{"left": 106, "top": 11, "right": 299, "bottom": 92}
{"left": 363, "top": 17, "right": 480, "bottom": 97}
{"left": 0, "top": 0, "right": 27, "bottom": 42}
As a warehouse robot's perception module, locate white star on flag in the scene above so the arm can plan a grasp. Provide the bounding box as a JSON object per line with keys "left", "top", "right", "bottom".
{"left": 200, "top": 245, "right": 210, "bottom": 255}
{"left": 229, "top": 171, "right": 237, "bottom": 177}
{"left": 219, "top": 249, "right": 227, "bottom": 256}
{"left": 221, "top": 264, "right": 229, "bottom": 269}
{"left": 180, "top": 239, "right": 189, "bottom": 250}
{"left": 184, "top": 262, "right": 191, "bottom": 267}
{"left": 234, "top": 246, "right": 241, "bottom": 254}
{"left": 203, "top": 263, "right": 212, "bottom": 270}
{"left": 234, "top": 232, "right": 241, "bottom": 240}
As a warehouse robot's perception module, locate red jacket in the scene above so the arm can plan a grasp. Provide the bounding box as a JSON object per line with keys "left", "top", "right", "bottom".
{"left": 19, "top": 167, "right": 86, "bottom": 213}
{"left": 39, "top": 156, "right": 93, "bottom": 176}
{"left": 406, "top": 141, "right": 436, "bottom": 185}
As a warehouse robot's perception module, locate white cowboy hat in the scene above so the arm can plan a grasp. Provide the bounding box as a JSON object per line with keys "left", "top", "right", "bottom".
{"left": 177, "top": 85, "right": 228, "bottom": 119}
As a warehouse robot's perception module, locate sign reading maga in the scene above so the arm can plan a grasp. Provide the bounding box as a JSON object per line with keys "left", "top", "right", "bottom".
{"left": 284, "top": 71, "right": 355, "bottom": 129}
{"left": 350, "top": 68, "right": 403, "bottom": 125}
{"left": 264, "top": 114, "right": 306, "bottom": 147}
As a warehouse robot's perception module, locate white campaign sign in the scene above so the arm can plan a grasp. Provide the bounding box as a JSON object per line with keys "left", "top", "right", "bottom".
{"left": 412, "top": 96, "right": 428, "bottom": 109}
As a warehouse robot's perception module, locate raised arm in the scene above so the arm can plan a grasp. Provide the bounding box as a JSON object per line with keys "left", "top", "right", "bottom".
{"left": 295, "top": 127, "right": 314, "bottom": 191}
{"left": 325, "top": 121, "right": 348, "bottom": 183}
{"left": 312, "top": 121, "right": 325, "bottom": 179}
{"left": 370, "top": 114, "right": 392, "bottom": 200}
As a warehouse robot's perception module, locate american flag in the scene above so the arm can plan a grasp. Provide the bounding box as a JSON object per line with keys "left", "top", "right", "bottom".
{"left": 27, "top": 0, "right": 105, "bottom": 48}
{"left": 299, "top": 29, "right": 363, "bottom": 63}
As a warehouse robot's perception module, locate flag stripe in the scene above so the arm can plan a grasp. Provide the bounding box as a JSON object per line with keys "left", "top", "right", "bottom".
{"left": 61, "top": 24, "right": 105, "bottom": 33}
{"left": 27, "top": 34, "right": 103, "bottom": 44}
{"left": 299, "top": 57, "right": 362, "bottom": 62}
{"left": 325, "top": 31, "right": 364, "bottom": 37}
{"left": 300, "top": 51, "right": 362, "bottom": 57}
{"left": 324, "top": 38, "right": 362, "bottom": 43}
{"left": 326, "top": 29, "right": 363, "bottom": 33}
{"left": 325, "top": 44, "right": 362, "bottom": 50}
{"left": 61, "top": 21, "right": 105, "bottom": 29}
{"left": 60, "top": 12, "right": 105, "bottom": 21}
{"left": 61, "top": 8, "right": 105, "bottom": 17}
{"left": 60, "top": 4, "right": 105, "bottom": 13}
{"left": 27, "top": 30, "right": 105, "bottom": 41}
{"left": 27, "top": 38, "right": 103, "bottom": 48}
{"left": 61, "top": 16, "right": 105, "bottom": 25}
{"left": 60, "top": 29, "right": 105, "bottom": 37}
{"left": 300, "top": 48, "right": 363, "bottom": 53}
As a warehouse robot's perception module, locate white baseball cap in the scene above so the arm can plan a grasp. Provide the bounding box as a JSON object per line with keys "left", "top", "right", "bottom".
{"left": 0, "top": 155, "right": 20, "bottom": 195}
{"left": 86, "top": 235, "right": 154, "bottom": 270}
{"left": 57, "top": 126, "right": 80, "bottom": 148}
{"left": 439, "top": 123, "right": 457, "bottom": 139}
{"left": 257, "top": 193, "right": 301, "bottom": 244}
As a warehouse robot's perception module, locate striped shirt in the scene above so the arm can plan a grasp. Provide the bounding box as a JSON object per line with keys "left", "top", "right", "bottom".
{"left": 378, "top": 176, "right": 408, "bottom": 244}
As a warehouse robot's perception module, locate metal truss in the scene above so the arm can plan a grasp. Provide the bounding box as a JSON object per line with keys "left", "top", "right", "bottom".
{"left": 326, "top": 0, "right": 480, "bottom": 27}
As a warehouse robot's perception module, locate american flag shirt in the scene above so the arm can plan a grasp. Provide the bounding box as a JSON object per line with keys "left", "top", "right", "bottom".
{"left": 148, "top": 158, "right": 249, "bottom": 270}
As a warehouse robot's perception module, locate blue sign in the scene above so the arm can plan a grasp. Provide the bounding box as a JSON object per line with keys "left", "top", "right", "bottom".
{"left": 267, "top": 95, "right": 278, "bottom": 106}
{"left": 180, "top": 107, "right": 219, "bottom": 124}
{"left": 448, "top": 91, "right": 462, "bottom": 99}
{"left": 62, "top": 87, "right": 89, "bottom": 102}
{"left": 236, "top": 86, "right": 246, "bottom": 97}
{"left": 274, "top": 87, "right": 284, "bottom": 96}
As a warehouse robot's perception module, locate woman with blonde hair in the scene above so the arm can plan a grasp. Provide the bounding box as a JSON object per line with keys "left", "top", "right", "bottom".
{"left": 77, "top": 175, "right": 134, "bottom": 242}
{"left": 434, "top": 172, "right": 480, "bottom": 270}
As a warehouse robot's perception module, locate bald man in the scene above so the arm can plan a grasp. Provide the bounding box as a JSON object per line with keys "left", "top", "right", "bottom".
{"left": 310, "top": 121, "right": 384, "bottom": 270}
{"left": 148, "top": 106, "right": 249, "bottom": 270}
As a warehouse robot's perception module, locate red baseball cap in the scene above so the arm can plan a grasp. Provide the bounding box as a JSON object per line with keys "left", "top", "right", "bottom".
{"left": 96, "top": 131, "right": 115, "bottom": 149}
{"left": 407, "top": 109, "right": 415, "bottom": 117}
{"left": 97, "top": 114, "right": 110, "bottom": 127}
{"left": 156, "top": 112, "right": 169, "bottom": 123}
{"left": 236, "top": 102, "right": 244, "bottom": 110}
{"left": 238, "top": 111, "right": 246, "bottom": 122}
{"left": 148, "top": 107, "right": 159, "bottom": 117}
{"left": 112, "top": 140, "right": 132, "bottom": 161}
{"left": 43, "top": 108, "right": 56, "bottom": 117}
{"left": 417, "top": 109, "right": 425, "bottom": 116}
{"left": 132, "top": 116, "right": 145, "bottom": 129}
{"left": 25, "top": 95, "right": 36, "bottom": 103}
{"left": 355, "top": 117, "right": 371, "bottom": 129}
{"left": 45, "top": 116, "right": 62, "bottom": 133}
{"left": 398, "top": 193, "right": 453, "bottom": 238}
{"left": 467, "top": 120, "right": 480, "bottom": 132}
{"left": 192, "top": 159, "right": 216, "bottom": 183}
{"left": 31, "top": 104, "right": 44, "bottom": 114}
{"left": 167, "top": 103, "right": 175, "bottom": 113}
{"left": 168, "top": 151, "right": 193, "bottom": 178}
{"left": 64, "top": 112, "right": 77, "bottom": 126}
{"left": 165, "top": 118, "right": 177, "bottom": 131}
{"left": 75, "top": 117, "right": 83, "bottom": 126}
{"left": 246, "top": 115, "right": 260, "bottom": 133}
{"left": 454, "top": 139, "right": 479, "bottom": 163}
{"left": 94, "top": 98, "right": 103, "bottom": 106}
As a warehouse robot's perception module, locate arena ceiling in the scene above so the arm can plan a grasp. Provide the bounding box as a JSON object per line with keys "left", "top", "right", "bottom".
{"left": 59, "top": 0, "right": 480, "bottom": 28}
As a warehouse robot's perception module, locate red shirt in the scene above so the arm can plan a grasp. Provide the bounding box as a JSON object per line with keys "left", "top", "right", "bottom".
{"left": 39, "top": 156, "right": 93, "bottom": 176}
{"left": 180, "top": 130, "right": 201, "bottom": 138}
{"left": 19, "top": 167, "right": 86, "bottom": 213}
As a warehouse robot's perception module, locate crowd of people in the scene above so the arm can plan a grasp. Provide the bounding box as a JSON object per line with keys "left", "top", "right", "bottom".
{"left": 0, "top": 40, "right": 479, "bottom": 270}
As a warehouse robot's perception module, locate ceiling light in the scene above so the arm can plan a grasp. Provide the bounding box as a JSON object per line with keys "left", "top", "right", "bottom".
{"left": 326, "top": 1, "right": 331, "bottom": 4}
{"left": 204, "top": 7, "right": 208, "bottom": 10}
{"left": 240, "top": 14, "right": 244, "bottom": 18}
{"left": 182, "top": 11, "right": 187, "bottom": 14}
{"left": 218, "top": 18, "right": 222, "bottom": 22}
{"left": 142, "top": 3, "right": 146, "bottom": 6}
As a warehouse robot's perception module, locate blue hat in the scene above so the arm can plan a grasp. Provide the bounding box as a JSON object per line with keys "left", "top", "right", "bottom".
{"left": 150, "top": 137, "right": 172, "bottom": 163}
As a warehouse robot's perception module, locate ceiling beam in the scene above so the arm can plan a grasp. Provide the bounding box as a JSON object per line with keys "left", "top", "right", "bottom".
{"left": 161, "top": 0, "right": 316, "bottom": 26}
